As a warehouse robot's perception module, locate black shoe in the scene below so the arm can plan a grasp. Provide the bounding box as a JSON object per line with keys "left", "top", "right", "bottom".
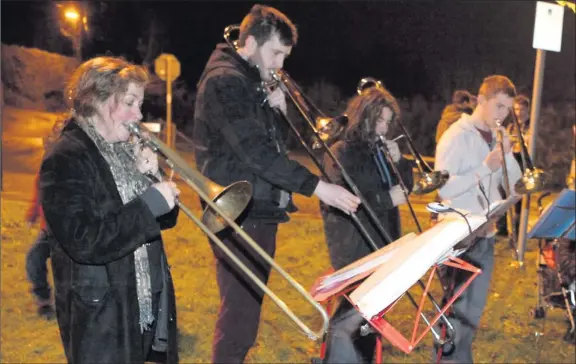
{"left": 37, "top": 304, "right": 56, "bottom": 320}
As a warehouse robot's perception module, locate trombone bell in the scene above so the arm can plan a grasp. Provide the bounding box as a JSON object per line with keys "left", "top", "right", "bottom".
{"left": 202, "top": 181, "right": 253, "bottom": 233}
{"left": 313, "top": 115, "right": 348, "bottom": 149}
{"left": 413, "top": 170, "right": 450, "bottom": 195}
{"left": 514, "top": 168, "right": 549, "bottom": 194}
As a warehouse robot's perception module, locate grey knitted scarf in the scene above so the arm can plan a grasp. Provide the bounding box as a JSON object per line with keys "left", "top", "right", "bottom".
{"left": 77, "top": 118, "right": 155, "bottom": 333}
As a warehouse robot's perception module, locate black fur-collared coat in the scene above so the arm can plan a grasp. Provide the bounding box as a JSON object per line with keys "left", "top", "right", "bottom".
{"left": 39, "top": 120, "right": 179, "bottom": 363}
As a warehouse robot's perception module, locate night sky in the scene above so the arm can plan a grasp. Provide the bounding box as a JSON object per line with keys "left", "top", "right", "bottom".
{"left": 2, "top": 1, "right": 575, "bottom": 101}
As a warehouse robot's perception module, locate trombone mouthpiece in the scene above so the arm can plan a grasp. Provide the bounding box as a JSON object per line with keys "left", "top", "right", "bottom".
{"left": 126, "top": 123, "right": 141, "bottom": 135}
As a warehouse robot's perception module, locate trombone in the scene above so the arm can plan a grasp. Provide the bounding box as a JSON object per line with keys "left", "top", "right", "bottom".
{"left": 495, "top": 118, "right": 520, "bottom": 261}
{"left": 224, "top": 25, "right": 455, "bottom": 345}
{"left": 224, "top": 24, "right": 393, "bottom": 249}
{"left": 508, "top": 109, "right": 550, "bottom": 194}
{"left": 356, "top": 78, "right": 456, "bottom": 345}
{"left": 358, "top": 77, "right": 449, "bottom": 195}
{"left": 125, "top": 123, "right": 330, "bottom": 341}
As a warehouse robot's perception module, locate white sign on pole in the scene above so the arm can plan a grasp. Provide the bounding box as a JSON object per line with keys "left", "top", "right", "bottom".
{"left": 533, "top": 1, "right": 565, "bottom": 52}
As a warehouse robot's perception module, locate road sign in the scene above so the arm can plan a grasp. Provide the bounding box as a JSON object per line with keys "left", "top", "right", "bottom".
{"left": 533, "top": 1, "right": 565, "bottom": 52}
{"left": 154, "top": 54, "right": 181, "bottom": 148}
{"left": 154, "top": 53, "right": 181, "bottom": 82}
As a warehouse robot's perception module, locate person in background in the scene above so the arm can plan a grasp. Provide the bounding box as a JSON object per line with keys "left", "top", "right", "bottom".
{"left": 25, "top": 156, "right": 53, "bottom": 319}
{"left": 496, "top": 94, "right": 531, "bottom": 237}
{"left": 435, "top": 90, "right": 477, "bottom": 144}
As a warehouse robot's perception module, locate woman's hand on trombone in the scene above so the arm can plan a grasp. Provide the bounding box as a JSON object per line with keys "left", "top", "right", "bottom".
{"left": 384, "top": 139, "right": 402, "bottom": 163}
{"left": 133, "top": 136, "right": 180, "bottom": 209}
{"left": 151, "top": 181, "right": 180, "bottom": 210}
{"left": 314, "top": 180, "right": 361, "bottom": 215}
{"left": 134, "top": 141, "right": 159, "bottom": 176}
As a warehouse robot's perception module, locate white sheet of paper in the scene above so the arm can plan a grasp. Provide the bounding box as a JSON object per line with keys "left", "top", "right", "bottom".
{"left": 317, "top": 233, "right": 418, "bottom": 290}
{"left": 350, "top": 213, "right": 487, "bottom": 318}
{"left": 533, "top": 1, "right": 565, "bottom": 52}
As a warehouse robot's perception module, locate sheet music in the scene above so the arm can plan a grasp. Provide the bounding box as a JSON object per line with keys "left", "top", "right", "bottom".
{"left": 318, "top": 252, "right": 394, "bottom": 289}
{"left": 350, "top": 213, "right": 488, "bottom": 317}
{"left": 316, "top": 233, "right": 418, "bottom": 290}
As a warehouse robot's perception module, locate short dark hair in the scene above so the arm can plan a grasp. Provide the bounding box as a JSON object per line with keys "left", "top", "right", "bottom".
{"left": 344, "top": 86, "right": 401, "bottom": 144}
{"left": 238, "top": 4, "right": 298, "bottom": 47}
{"left": 514, "top": 94, "right": 530, "bottom": 108}
{"left": 478, "top": 75, "right": 517, "bottom": 100}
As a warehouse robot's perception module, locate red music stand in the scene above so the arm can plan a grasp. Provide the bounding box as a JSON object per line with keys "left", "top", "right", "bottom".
{"left": 310, "top": 196, "right": 520, "bottom": 361}
{"left": 311, "top": 256, "right": 480, "bottom": 358}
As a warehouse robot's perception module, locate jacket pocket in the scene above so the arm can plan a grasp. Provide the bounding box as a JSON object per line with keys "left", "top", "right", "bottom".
{"left": 72, "top": 285, "right": 112, "bottom": 306}
{"left": 71, "top": 265, "right": 111, "bottom": 305}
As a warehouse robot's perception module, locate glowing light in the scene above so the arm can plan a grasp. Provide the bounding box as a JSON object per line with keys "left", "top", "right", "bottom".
{"left": 64, "top": 9, "right": 79, "bottom": 21}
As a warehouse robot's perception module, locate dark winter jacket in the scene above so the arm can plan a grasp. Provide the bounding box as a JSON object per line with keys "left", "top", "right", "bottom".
{"left": 320, "top": 140, "right": 414, "bottom": 270}
{"left": 39, "top": 121, "right": 179, "bottom": 364}
{"left": 193, "top": 43, "right": 320, "bottom": 223}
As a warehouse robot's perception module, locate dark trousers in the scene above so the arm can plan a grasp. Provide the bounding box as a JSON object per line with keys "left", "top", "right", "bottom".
{"left": 209, "top": 219, "right": 278, "bottom": 364}
{"left": 26, "top": 229, "right": 51, "bottom": 301}
{"left": 435, "top": 237, "right": 495, "bottom": 363}
{"left": 323, "top": 299, "right": 377, "bottom": 364}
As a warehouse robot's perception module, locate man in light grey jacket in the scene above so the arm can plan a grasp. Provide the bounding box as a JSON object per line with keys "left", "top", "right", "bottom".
{"left": 433, "top": 75, "right": 522, "bottom": 363}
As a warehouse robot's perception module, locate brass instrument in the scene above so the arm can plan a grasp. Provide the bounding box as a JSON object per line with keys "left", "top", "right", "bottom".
{"left": 495, "top": 118, "right": 520, "bottom": 261}
{"left": 508, "top": 109, "right": 550, "bottom": 194}
{"left": 358, "top": 78, "right": 456, "bottom": 345}
{"left": 357, "top": 77, "right": 449, "bottom": 195}
{"left": 224, "top": 24, "right": 394, "bottom": 248}
{"left": 225, "top": 26, "right": 456, "bottom": 344}
{"left": 126, "top": 123, "right": 330, "bottom": 341}
{"left": 223, "top": 25, "right": 347, "bottom": 151}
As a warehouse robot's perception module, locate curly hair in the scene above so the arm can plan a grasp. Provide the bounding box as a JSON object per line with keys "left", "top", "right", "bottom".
{"left": 65, "top": 56, "right": 149, "bottom": 119}
{"left": 344, "top": 86, "right": 400, "bottom": 145}
{"left": 238, "top": 4, "right": 298, "bottom": 47}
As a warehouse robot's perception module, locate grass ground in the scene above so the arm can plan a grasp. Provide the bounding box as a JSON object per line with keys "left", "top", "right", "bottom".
{"left": 1, "top": 187, "right": 574, "bottom": 363}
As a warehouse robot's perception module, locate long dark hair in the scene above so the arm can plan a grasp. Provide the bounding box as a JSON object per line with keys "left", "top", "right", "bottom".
{"left": 344, "top": 86, "right": 400, "bottom": 145}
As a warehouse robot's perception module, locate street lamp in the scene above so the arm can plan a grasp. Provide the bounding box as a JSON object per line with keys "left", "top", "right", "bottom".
{"left": 57, "top": 2, "right": 86, "bottom": 61}
{"left": 64, "top": 9, "right": 80, "bottom": 21}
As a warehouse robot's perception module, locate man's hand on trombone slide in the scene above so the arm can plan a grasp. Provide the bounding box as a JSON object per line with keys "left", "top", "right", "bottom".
{"left": 314, "top": 180, "right": 361, "bottom": 215}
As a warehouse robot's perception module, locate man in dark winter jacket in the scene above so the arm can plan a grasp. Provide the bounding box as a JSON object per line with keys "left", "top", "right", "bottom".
{"left": 193, "top": 4, "right": 361, "bottom": 363}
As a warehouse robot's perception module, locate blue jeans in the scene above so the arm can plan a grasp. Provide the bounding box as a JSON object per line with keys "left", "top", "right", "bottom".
{"left": 26, "top": 230, "right": 52, "bottom": 301}
{"left": 435, "top": 237, "right": 495, "bottom": 363}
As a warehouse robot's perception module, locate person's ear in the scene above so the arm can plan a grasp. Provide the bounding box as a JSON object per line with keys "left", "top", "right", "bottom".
{"left": 245, "top": 35, "right": 258, "bottom": 56}
{"left": 477, "top": 94, "right": 486, "bottom": 105}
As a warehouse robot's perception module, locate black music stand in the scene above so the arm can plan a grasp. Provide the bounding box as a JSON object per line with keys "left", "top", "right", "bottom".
{"left": 528, "top": 189, "right": 575, "bottom": 241}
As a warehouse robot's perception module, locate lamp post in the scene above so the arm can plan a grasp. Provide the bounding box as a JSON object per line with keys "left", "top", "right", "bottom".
{"left": 58, "top": 2, "right": 86, "bottom": 61}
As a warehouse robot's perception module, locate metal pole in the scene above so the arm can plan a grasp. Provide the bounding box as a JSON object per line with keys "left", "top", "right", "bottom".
{"left": 77, "top": 3, "right": 83, "bottom": 61}
{"left": 517, "top": 48, "right": 546, "bottom": 265}
{"left": 166, "top": 59, "right": 172, "bottom": 148}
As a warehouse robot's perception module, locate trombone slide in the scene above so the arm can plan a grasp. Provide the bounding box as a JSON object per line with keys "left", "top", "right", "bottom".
{"left": 126, "top": 123, "right": 330, "bottom": 341}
